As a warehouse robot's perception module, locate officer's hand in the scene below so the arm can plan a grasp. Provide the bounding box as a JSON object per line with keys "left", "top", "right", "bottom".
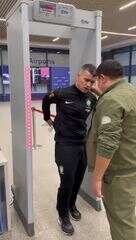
{"left": 91, "top": 175, "right": 103, "bottom": 198}
{"left": 47, "top": 119, "right": 54, "bottom": 127}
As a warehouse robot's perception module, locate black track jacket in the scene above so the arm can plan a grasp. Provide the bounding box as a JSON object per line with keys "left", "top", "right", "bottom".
{"left": 42, "top": 85, "right": 97, "bottom": 143}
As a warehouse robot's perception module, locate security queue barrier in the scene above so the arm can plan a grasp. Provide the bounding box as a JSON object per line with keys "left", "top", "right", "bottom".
{"left": 31, "top": 107, "right": 55, "bottom": 150}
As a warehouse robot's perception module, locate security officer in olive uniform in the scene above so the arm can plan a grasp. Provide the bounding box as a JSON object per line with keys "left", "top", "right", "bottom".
{"left": 42, "top": 64, "right": 97, "bottom": 235}
{"left": 87, "top": 60, "right": 136, "bottom": 240}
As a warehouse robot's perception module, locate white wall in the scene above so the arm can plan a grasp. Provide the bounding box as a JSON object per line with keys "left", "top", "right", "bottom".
{"left": 47, "top": 53, "right": 69, "bottom": 67}
{"left": 30, "top": 52, "right": 69, "bottom": 67}
{"left": 0, "top": 50, "right": 69, "bottom": 95}
{"left": 114, "top": 52, "right": 129, "bottom": 81}
{"left": 2, "top": 50, "right": 69, "bottom": 67}
{"left": 2, "top": 50, "right": 8, "bottom": 65}
{"left": 131, "top": 51, "right": 136, "bottom": 85}
{"left": 132, "top": 51, "right": 136, "bottom": 65}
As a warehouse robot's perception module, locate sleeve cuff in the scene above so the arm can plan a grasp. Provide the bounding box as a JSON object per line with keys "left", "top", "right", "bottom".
{"left": 96, "top": 145, "right": 115, "bottom": 159}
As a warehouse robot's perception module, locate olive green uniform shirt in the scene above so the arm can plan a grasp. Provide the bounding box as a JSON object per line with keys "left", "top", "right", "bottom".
{"left": 87, "top": 79, "right": 136, "bottom": 176}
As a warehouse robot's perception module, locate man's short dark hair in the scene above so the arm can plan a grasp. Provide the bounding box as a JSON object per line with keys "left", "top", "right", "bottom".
{"left": 96, "top": 60, "right": 124, "bottom": 79}
{"left": 81, "top": 64, "right": 96, "bottom": 76}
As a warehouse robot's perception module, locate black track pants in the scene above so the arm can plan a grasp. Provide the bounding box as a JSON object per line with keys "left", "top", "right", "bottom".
{"left": 55, "top": 142, "right": 87, "bottom": 217}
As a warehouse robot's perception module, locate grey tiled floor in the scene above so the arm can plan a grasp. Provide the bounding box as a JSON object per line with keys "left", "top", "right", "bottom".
{"left": 0, "top": 102, "right": 111, "bottom": 240}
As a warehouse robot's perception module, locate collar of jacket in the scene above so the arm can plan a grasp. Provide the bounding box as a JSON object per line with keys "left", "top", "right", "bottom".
{"left": 73, "top": 84, "right": 88, "bottom": 98}
{"left": 98, "top": 78, "right": 125, "bottom": 100}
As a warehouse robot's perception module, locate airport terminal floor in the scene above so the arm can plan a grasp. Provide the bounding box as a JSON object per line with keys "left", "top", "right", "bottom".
{"left": 0, "top": 101, "right": 111, "bottom": 240}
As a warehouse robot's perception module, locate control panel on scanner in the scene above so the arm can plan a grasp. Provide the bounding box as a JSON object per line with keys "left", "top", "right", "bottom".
{"left": 33, "top": 0, "right": 75, "bottom": 26}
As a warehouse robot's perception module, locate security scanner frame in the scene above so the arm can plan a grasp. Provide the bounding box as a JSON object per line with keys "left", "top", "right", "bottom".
{"left": 6, "top": 0, "right": 102, "bottom": 236}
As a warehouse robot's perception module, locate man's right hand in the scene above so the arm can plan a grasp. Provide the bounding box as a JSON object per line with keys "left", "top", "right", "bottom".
{"left": 47, "top": 119, "right": 54, "bottom": 127}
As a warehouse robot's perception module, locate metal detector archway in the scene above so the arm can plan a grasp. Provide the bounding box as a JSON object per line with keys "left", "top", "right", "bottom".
{"left": 6, "top": 0, "right": 102, "bottom": 236}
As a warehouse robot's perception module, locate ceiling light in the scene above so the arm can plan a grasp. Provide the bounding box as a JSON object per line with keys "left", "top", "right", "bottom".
{"left": 0, "top": 18, "right": 6, "bottom": 22}
{"left": 102, "top": 31, "right": 136, "bottom": 37}
{"left": 52, "top": 37, "right": 60, "bottom": 42}
{"left": 128, "top": 25, "right": 136, "bottom": 31}
{"left": 101, "top": 35, "right": 108, "bottom": 40}
{"left": 119, "top": 1, "right": 136, "bottom": 11}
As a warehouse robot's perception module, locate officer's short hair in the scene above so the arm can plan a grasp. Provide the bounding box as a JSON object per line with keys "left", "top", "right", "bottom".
{"left": 80, "top": 64, "right": 96, "bottom": 76}
{"left": 96, "top": 60, "right": 124, "bottom": 79}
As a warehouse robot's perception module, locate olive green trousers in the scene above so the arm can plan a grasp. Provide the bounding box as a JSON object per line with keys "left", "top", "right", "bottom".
{"left": 103, "top": 174, "right": 136, "bottom": 240}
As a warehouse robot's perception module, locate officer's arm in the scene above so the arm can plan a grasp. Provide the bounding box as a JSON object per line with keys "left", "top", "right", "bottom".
{"left": 92, "top": 155, "right": 111, "bottom": 197}
{"left": 42, "top": 90, "right": 59, "bottom": 125}
{"left": 92, "top": 98, "right": 125, "bottom": 197}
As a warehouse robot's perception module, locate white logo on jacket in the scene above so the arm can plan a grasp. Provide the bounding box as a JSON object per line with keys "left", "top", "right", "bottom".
{"left": 65, "top": 101, "right": 73, "bottom": 104}
{"left": 101, "top": 116, "right": 111, "bottom": 125}
{"left": 59, "top": 165, "right": 64, "bottom": 175}
{"left": 86, "top": 99, "right": 91, "bottom": 107}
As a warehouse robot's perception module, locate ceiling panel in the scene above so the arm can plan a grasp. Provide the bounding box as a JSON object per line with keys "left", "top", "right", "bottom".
{"left": 0, "top": 0, "right": 136, "bottom": 48}
{"left": 0, "top": 0, "right": 17, "bottom": 18}
{"left": 62, "top": 0, "right": 136, "bottom": 32}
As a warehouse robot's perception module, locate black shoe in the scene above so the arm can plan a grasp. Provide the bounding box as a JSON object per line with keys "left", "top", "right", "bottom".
{"left": 58, "top": 216, "right": 74, "bottom": 236}
{"left": 70, "top": 206, "right": 81, "bottom": 221}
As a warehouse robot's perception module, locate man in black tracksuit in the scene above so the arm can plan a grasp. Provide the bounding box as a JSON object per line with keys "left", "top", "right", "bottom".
{"left": 42, "top": 64, "right": 97, "bottom": 235}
